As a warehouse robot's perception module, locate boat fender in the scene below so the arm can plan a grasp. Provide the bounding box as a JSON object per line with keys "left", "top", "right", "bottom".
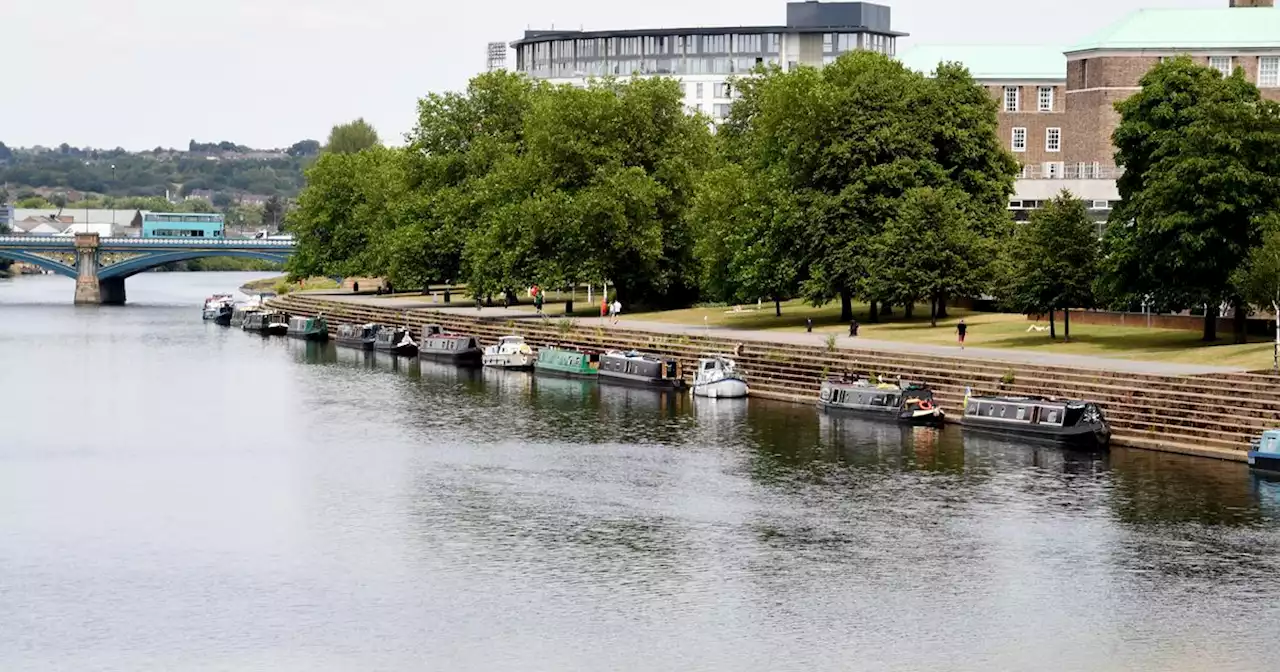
{"left": 919, "top": 399, "right": 934, "bottom": 411}
{"left": 820, "top": 386, "right": 831, "bottom": 402}
{"left": 733, "top": 343, "right": 744, "bottom": 357}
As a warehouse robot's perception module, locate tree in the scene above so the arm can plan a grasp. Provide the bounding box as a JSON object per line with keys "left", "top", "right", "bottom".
{"left": 1000, "top": 192, "right": 1100, "bottom": 341}
{"left": 288, "top": 139, "right": 322, "bottom": 157}
{"left": 1105, "top": 56, "right": 1280, "bottom": 343}
{"left": 1234, "top": 216, "right": 1280, "bottom": 372}
{"left": 262, "top": 195, "right": 286, "bottom": 230}
{"left": 324, "top": 118, "right": 380, "bottom": 154}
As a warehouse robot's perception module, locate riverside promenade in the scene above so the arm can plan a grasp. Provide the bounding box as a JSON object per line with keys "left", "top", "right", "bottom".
{"left": 315, "top": 292, "right": 1240, "bottom": 377}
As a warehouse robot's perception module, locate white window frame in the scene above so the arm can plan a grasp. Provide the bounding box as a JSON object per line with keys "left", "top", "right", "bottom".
{"left": 1260, "top": 56, "right": 1279, "bottom": 87}
{"left": 1046, "top": 127, "right": 1061, "bottom": 153}
{"left": 1037, "top": 86, "right": 1054, "bottom": 112}
{"left": 1011, "top": 127, "right": 1027, "bottom": 152}
{"left": 1003, "top": 86, "right": 1019, "bottom": 112}
{"left": 1209, "top": 56, "right": 1232, "bottom": 77}
{"left": 1044, "top": 161, "right": 1063, "bottom": 179}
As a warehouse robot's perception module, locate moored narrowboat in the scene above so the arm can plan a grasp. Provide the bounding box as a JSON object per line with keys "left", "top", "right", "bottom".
{"left": 960, "top": 391, "right": 1110, "bottom": 449}
{"left": 1249, "top": 430, "right": 1280, "bottom": 472}
{"left": 244, "top": 310, "right": 290, "bottom": 335}
{"left": 287, "top": 315, "right": 329, "bottom": 342}
{"left": 819, "top": 375, "right": 945, "bottom": 425}
{"left": 265, "top": 311, "right": 289, "bottom": 335}
{"left": 483, "top": 335, "right": 535, "bottom": 370}
{"left": 202, "top": 295, "right": 235, "bottom": 325}
{"left": 535, "top": 346, "right": 600, "bottom": 379}
{"left": 419, "top": 324, "right": 482, "bottom": 366}
{"left": 692, "top": 356, "right": 748, "bottom": 398}
{"left": 598, "top": 350, "right": 685, "bottom": 389}
{"left": 374, "top": 326, "right": 418, "bottom": 357}
{"left": 335, "top": 323, "right": 379, "bottom": 350}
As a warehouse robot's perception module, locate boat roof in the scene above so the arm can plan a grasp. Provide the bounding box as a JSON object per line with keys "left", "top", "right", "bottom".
{"left": 968, "top": 395, "right": 1094, "bottom": 406}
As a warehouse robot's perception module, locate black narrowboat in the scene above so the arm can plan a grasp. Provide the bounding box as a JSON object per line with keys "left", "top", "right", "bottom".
{"left": 818, "top": 376, "right": 945, "bottom": 425}
{"left": 961, "top": 393, "right": 1110, "bottom": 449}
{"left": 335, "top": 323, "right": 379, "bottom": 350}
{"left": 419, "top": 324, "right": 482, "bottom": 366}
{"left": 597, "top": 350, "right": 686, "bottom": 389}
{"left": 374, "top": 326, "right": 419, "bottom": 357}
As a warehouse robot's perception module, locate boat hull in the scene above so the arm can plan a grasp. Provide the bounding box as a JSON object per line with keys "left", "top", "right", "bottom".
{"left": 535, "top": 365, "right": 598, "bottom": 379}
{"left": 598, "top": 371, "right": 686, "bottom": 390}
{"left": 1248, "top": 451, "right": 1280, "bottom": 472}
{"left": 267, "top": 325, "right": 289, "bottom": 336}
{"left": 692, "top": 378, "right": 749, "bottom": 399}
{"left": 483, "top": 353, "right": 534, "bottom": 370}
{"left": 335, "top": 338, "right": 376, "bottom": 351}
{"left": 288, "top": 331, "right": 328, "bottom": 342}
{"left": 819, "top": 402, "right": 946, "bottom": 426}
{"left": 420, "top": 349, "right": 482, "bottom": 367}
{"left": 960, "top": 419, "right": 1110, "bottom": 449}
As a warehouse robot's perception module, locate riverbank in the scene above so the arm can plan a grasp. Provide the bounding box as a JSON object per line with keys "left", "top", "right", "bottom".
{"left": 267, "top": 292, "right": 1280, "bottom": 463}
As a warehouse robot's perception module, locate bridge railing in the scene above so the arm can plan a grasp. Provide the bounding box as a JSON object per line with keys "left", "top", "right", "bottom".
{"left": 0, "top": 235, "right": 294, "bottom": 248}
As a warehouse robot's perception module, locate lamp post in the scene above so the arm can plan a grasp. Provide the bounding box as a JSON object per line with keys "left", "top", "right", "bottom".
{"left": 110, "top": 165, "right": 116, "bottom": 228}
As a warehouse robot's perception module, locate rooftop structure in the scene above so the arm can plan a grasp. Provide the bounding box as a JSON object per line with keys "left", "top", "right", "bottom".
{"left": 1067, "top": 6, "right": 1280, "bottom": 53}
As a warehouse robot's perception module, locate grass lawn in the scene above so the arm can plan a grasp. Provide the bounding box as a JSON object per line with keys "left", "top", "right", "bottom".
{"left": 513, "top": 296, "right": 1277, "bottom": 370}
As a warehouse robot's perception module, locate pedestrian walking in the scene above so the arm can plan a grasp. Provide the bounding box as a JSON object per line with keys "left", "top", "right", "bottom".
{"left": 534, "top": 289, "right": 544, "bottom": 316}
{"left": 957, "top": 319, "right": 968, "bottom": 349}
{"left": 849, "top": 319, "right": 859, "bottom": 337}
{"left": 611, "top": 298, "right": 622, "bottom": 325}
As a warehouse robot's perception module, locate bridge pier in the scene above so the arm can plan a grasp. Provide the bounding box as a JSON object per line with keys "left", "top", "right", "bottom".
{"left": 73, "top": 233, "right": 104, "bottom": 305}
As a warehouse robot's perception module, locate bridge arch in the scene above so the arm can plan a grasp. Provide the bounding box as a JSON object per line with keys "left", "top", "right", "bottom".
{"left": 0, "top": 250, "right": 79, "bottom": 278}
{"left": 98, "top": 250, "right": 291, "bottom": 280}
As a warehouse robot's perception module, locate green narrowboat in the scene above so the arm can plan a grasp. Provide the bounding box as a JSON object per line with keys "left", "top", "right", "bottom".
{"left": 535, "top": 346, "right": 600, "bottom": 379}
{"left": 287, "top": 315, "right": 329, "bottom": 342}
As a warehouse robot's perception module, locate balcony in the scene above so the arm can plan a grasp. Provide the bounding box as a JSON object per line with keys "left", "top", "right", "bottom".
{"left": 1020, "top": 164, "right": 1125, "bottom": 180}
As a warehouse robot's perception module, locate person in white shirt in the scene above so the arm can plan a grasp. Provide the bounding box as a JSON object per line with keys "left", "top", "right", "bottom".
{"left": 611, "top": 299, "right": 622, "bottom": 325}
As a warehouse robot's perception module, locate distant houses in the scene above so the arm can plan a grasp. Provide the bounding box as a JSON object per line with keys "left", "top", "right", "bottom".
{"left": 7, "top": 208, "right": 146, "bottom": 237}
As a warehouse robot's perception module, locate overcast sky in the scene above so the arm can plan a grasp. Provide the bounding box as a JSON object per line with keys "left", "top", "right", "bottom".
{"left": 2, "top": 0, "right": 1221, "bottom": 150}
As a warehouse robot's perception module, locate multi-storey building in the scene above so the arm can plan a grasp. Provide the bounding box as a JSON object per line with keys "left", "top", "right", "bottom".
{"left": 486, "top": 42, "right": 508, "bottom": 72}
{"left": 902, "top": 1, "right": 1280, "bottom": 222}
{"left": 510, "top": 1, "right": 905, "bottom": 120}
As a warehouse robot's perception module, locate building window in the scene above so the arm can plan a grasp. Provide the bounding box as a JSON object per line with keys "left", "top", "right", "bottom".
{"left": 1038, "top": 86, "right": 1054, "bottom": 112}
{"left": 1260, "top": 56, "right": 1279, "bottom": 87}
{"left": 823, "top": 33, "right": 834, "bottom": 52}
{"left": 696, "top": 83, "right": 704, "bottom": 99}
{"left": 713, "top": 82, "right": 731, "bottom": 98}
{"left": 1209, "top": 56, "right": 1232, "bottom": 77}
{"left": 1046, "top": 127, "right": 1061, "bottom": 152}
{"left": 1003, "top": 86, "right": 1019, "bottom": 112}
{"left": 713, "top": 103, "right": 732, "bottom": 119}
{"left": 1012, "top": 127, "right": 1027, "bottom": 152}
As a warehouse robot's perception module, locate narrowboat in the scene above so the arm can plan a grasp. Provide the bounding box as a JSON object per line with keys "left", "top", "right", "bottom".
{"left": 202, "top": 295, "right": 234, "bottom": 325}
{"left": 960, "top": 392, "right": 1110, "bottom": 449}
{"left": 483, "top": 335, "right": 535, "bottom": 370}
{"left": 335, "top": 323, "right": 379, "bottom": 350}
{"left": 692, "top": 356, "right": 749, "bottom": 398}
{"left": 597, "top": 350, "right": 685, "bottom": 389}
{"left": 819, "top": 375, "right": 945, "bottom": 425}
{"left": 374, "top": 326, "right": 418, "bottom": 357}
{"left": 419, "top": 325, "right": 482, "bottom": 366}
{"left": 1248, "top": 430, "right": 1280, "bottom": 472}
{"left": 535, "top": 346, "right": 600, "bottom": 379}
{"left": 244, "top": 310, "right": 290, "bottom": 335}
{"left": 228, "top": 295, "right": 264, "bottom": 328}
{"left": 287, "top": 315, "right": 329, "bottom": 342}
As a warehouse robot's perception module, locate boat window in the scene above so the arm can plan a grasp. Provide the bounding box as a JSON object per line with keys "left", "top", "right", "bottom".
{"left": 887, "top": 395, "right": 899, "bottom": 408}
{"left": 1041, "top": 409, "right": 1062, "bottom": 426}
{"left": 872, "top": 395, "right": 886, "bottom": 407}
{"left": 1016, "top": 406, "right": 1026, "bottom": 421}
{"left": 967, "top": 403, "right": 978, "bottom": 415}
{"left": 703, "top": 362, "right": 715, "bottom": 370}
{"left": 1262, "top": 435, "right": 1279, "bottom": 455}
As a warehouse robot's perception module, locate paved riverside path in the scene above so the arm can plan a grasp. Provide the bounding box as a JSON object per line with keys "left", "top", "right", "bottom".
{"left": 305, "top": 292, "right": 1243, "bottom": 377}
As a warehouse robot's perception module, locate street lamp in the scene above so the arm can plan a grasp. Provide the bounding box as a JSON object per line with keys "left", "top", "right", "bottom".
{"left": 110, "top": 165, "right": 116, "bottom": 228}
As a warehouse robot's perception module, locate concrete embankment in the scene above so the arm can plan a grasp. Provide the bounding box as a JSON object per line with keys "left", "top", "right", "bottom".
{"left": 268, "top": 294, "right": 1280, "bottom": 463}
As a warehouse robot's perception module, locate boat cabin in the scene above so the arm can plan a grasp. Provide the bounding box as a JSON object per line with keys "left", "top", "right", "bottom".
{"left": 964, "top": 397, "right": 1085, "bottom": 428}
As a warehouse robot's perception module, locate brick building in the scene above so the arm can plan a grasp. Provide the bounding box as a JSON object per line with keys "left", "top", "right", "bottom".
{"left": 899, "top": 1, "right": 1280, "bottom": 222}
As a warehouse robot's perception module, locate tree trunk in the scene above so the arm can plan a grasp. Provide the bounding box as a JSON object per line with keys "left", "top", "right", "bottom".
{"left": 1050, "top": 307, "right": 1056, "bottom": 340}
{"left": 1233, "top": 299, "right": 1248, "bottom": 345}
{"left": 840, "top": 290, "right": 853, "bottom": 322}
{"left": 929, "top": 298, "right": 938, "bottom": 328}
{"left": 1203, "top": 304, "right": 1219, "bottom": 342}
{"left": 904, "top": 302, "right": 914, "bottom": 319}
{"left": 565, "top": 299, "right": 574, "bottom": 314}
{"left": 935, "top": 292, "right": 949, "bottom": 319}
{"left": 1274, "top": 300, "right": 1279, "bottom": 374}
{"left": 869, "top": 300, "right": 880, "bottom": 324}
{"left": 1064, "top": 308, "right": 1071, "bottom": 342}
{"left": 774, "top": 295, "right": 782, "bottom": 317}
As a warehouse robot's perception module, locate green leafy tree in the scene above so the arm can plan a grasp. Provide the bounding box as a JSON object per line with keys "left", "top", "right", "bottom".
{"left": 262, "top": 195, "right": 286, "bottom": 230}
{"left": 324, "top": 118, "right": 380, "bottom": 154}
{"left": 287, "top": 139, "right": 322, "bottom": 157}
{"left": 1104, "top": 56, "right": 1280, "bottom": 343}
{"left": 1234, "top": 216, "right": 1280, "bottom": 372}
{"left": 287, "top": 147, "right": 401, "bottom": 279}
{"left": 1000, "top": 192, "right": 1100, "bottom": 341}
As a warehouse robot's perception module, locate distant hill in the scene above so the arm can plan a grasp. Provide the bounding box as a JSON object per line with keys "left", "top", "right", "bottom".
{"left": 0, "top": 139, "right": 320, "bottom": 205}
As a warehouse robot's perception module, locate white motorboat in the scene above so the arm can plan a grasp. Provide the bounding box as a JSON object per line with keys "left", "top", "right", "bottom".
{"left": 691, "top": 356, "right": 749, "bottom": 398}
{"left": 483, "top": 335, "right": 535, "bottom": 370}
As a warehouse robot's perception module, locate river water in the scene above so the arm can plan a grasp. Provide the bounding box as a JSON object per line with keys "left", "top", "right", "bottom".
{"left": 2, "top": 272, "right": 1280, "bottom": 671}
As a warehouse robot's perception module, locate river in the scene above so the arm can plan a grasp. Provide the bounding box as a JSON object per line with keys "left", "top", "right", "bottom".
{"left": 2, "top": 272, "right": 1279, "bottom": 671}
